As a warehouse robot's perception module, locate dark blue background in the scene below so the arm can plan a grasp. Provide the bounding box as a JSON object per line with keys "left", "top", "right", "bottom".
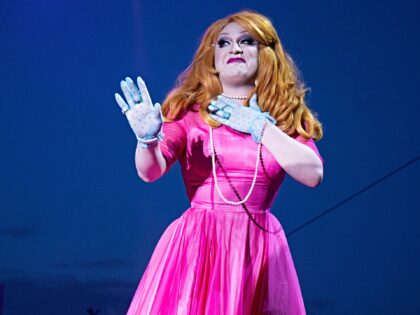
{"left": 1, "top": 0, "right": 419, "bottom": 314}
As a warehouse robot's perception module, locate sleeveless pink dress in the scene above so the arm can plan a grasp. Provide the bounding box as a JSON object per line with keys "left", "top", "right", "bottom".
{"left": 127, "top": 106, "right": 324, "bottom": 315}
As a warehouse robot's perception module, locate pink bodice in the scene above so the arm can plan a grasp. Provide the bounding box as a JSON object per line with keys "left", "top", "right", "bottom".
{"left": 160, "top": 106, "right": 323, "bottom": 213}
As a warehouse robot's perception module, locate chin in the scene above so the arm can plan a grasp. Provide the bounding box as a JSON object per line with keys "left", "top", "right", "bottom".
{"left": 219, "top": 73, "right": 256, "bottom": 85}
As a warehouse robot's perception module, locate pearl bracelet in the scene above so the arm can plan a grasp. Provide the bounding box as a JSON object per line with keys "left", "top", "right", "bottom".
{"left": 136, "top": 132, "right": 165, "bottom": 149}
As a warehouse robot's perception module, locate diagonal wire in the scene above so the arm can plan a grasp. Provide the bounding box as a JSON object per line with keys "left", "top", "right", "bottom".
{"left": 286, "top": 155, "right": 420, "bottom": 237}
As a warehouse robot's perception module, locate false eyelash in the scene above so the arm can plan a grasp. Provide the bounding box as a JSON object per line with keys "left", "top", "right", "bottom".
{"left": 216, "top": 38, "right": 230, "bottom": 48}
{"left": 240, "top": 37, "right": 257, "bottom": 45}
{"left": 215, "top": 36, "right": 258, "bottom": 48}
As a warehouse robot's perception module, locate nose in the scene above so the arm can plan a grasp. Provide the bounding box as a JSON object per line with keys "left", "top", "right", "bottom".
{"left": 230, "top": 41, "right": 243, "bottom": 54}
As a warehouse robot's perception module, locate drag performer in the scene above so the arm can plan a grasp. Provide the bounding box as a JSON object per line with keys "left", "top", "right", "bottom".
{"left": 115, "top": 10, "right": 324, "bottom": 315}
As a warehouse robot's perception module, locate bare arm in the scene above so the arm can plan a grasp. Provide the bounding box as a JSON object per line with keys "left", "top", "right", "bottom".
{"left": 261, "top": 123, "right": 323, "bottom": 187}
{"left": 135, "top": 143, "right": 167, "bottom": 183}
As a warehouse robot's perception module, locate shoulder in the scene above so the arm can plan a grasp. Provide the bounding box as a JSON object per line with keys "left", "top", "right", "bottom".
{"left": 164, "top": 103, "right": 202, "bottom": 129}
{"left": 178, "top": 103, "right": 202, "bottom": 123}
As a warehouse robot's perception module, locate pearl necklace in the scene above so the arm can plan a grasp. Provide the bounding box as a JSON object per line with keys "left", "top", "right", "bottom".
{"left": 221, "top": 93, "right": 247, "bottom": 100}
{"left": 209, "top": 126, "right": 261, "bottom": 205}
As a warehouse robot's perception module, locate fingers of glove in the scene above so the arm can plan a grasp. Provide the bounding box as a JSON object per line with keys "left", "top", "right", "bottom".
{"left": 215, "top": 96, "right": 239, "bottom": 114}
{"left": 208, "top": 102, "right": 232, "bottom": 119}
{"left": 210, "top": 113, "right": 229, "bottom": 124}
{"left": 208, "top": 103, "right": 224, "bottom": 115}
{"left": 126, "top": 77, "right": 142, "bottom": 103}
{"left": 249, "top": 93, "right": 262, "bottom": 112}
{"left": 155, "top": 103, "right": 165, "bottom": 120}
{"left": 150, "top": 103, "right": 163, "bottom": 120}
{"left": 137, "top": 76, "right": 153, "bottom": 109}
{"left": 115, "top": 93, "right": 130, "bottom": 113}
{"left": 120, "top": 80, "right": 136, "bottom": 107}
{"left": 216, "top": 95, "right": 239, "bottom": 110}
{"left": 208, "top": 100, "right": 224, "bottom": 111}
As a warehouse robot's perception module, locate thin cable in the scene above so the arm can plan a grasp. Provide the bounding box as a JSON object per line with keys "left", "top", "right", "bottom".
{"left": 286, "top": 154, "right": 420, "bottom": 237}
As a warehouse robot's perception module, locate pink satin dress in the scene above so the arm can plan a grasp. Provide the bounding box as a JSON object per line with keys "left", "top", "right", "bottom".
{"left": 127, "top": 106, "right": 324, "bottom": 315}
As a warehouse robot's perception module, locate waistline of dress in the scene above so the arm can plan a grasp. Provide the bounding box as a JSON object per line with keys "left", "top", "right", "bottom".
{"left": 189, "top": 201, "right": 271, "bottom": 214}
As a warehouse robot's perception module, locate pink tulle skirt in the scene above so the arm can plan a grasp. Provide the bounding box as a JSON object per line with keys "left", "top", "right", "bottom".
{"left": 127, "top": 207, "right": 306, "bottom": 315}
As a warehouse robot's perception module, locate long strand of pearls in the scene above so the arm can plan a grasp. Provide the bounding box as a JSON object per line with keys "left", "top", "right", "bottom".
{"left": 209, "top": 126, "right": 261, "bottom": 205}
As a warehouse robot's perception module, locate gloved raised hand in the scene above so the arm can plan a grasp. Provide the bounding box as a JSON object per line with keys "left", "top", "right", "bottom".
{"left": 207, "top": 93, "right": 276, "bottom": 143}
{"left": 115, "top": 76, "right": 164, "bottom": 148}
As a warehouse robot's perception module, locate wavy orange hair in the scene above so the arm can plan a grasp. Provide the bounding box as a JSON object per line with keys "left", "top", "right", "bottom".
{"left": 161, "top": 10, "right": 323, "bottom": 140}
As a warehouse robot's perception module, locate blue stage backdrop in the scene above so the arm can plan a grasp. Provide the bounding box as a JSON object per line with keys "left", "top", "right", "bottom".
{"left": 0, "top": 0, "right": 419, "bottom": 314}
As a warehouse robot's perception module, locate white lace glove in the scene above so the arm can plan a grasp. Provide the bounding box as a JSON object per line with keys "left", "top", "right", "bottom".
{"left": 114, "top": 76, "right": 164, "bottom": 148}
{"left": 208, "top": 94, "right": 276, "bottom": 143}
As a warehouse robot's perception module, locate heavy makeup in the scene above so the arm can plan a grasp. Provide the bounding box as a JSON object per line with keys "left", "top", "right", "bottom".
{"left": 214, "top": 22, "right": 259, "bottom": 98}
